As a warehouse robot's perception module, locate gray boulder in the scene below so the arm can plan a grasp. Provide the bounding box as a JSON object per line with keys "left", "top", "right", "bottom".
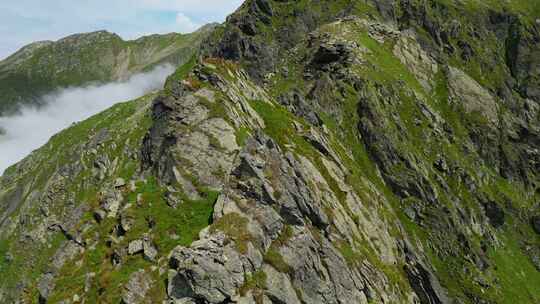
{"left": 121, "top": 270, "right": 153, "bottom": 304}
{"left": 128, "top": 240, "right": 144, "bottom": 255}
{"left": 168, "top": 233, "right": 248, "bottom": 303}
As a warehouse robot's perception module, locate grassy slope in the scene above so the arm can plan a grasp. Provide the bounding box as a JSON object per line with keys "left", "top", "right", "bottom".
{"left": 259, "top": 5, "right": 540, "bottom": 301}
{"left": 0, "top": 93, "right": 153, "bottom": 299}
{"left": 0, "top": 89, "right": 221, "bottom": 302}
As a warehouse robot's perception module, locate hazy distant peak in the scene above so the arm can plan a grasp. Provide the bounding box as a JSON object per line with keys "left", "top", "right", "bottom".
{"left": 57, "top": 30, "right": 122, "bottom": 43}
{"left": 0, "top": 24, "right": 216, "bottom": 114}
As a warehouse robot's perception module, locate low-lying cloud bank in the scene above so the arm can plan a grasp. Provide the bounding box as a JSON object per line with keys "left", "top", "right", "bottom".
{"left": 0, "top": 64, "right": 175, "bottom": 174}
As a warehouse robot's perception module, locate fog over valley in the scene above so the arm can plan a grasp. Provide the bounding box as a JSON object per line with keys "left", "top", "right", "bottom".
{"left": 0, "top": 64, "right": 174, "bottom": 174}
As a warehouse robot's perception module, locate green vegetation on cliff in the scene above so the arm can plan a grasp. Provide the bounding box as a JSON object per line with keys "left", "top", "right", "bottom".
{"left": 0, "top": 0, "right": 539, "bottom": 303}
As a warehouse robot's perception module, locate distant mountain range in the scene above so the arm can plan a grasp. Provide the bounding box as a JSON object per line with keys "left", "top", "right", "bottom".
{"left": 0, "top": 24, "right": 216, "bottom": 114}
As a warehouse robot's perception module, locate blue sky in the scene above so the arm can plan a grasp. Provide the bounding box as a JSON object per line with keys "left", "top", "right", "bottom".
{"left": 0, "top": 0, "right": 244, "bottom": 60}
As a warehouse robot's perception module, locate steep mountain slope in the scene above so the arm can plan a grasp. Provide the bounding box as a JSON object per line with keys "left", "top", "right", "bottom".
{"left": 0, "top": 24, "right": 216, "bottom": 114}
{"left": 1, "top": 0, "right": 540, "bottom": 303}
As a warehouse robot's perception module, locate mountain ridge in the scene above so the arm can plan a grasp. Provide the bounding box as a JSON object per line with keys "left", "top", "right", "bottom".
{"left": 0, "top": 24, "right": 217, "bottom": 114}
{"left": 0, "top": 0, "right": 539, "bottom": 303}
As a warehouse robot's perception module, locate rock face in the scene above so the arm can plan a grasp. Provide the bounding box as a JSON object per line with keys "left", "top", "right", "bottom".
{"left": 447, "top": 66, "right": 499, "bottom": 124}
{"left": 121, "top": 270, "right": 153, "bottom": 304}
{"left": 1, "top": 0, "right": 540, "bottom": 304}
{"left": 168, "top": 232, "right": 246, "bottom": 303}
{"left": 168, "top": 130, "right": 401, "bottom": 303}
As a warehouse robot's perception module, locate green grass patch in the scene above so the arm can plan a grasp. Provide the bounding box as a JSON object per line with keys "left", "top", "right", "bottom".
{"left": 125, "top": 177, "right": 218, "bottom": 253}
{"left": 263, "top": 248, "right": 292, "bottom": 274}
{"left": 239, "top": 270, "right": 267, "bottom": 296}
{"left": 355, "top": 32, "right": 425, "bottom": 94}
{"left": 487, "top": 233, "right": 540, "bottom": 304}
{"left": 211, "top": 212, "right": 252, "bottom": 254}
{"left": 235, "top": 126, "right": 251, "bottom": 147}
{"left": 248, "top": 100, "right": 297, "bottom": 147}
{"left": 48, "top": 175, "right": 217, "bottom": 302}
{"left": 164, "top": 55, "right": 198, "bottom": 90}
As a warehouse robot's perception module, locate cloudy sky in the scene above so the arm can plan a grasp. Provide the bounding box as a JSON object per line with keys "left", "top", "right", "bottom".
{"left": 0, "top": 0, "right": 244, "bottom": 59}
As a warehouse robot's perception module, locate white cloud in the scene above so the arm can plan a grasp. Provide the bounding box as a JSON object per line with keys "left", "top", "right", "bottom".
{"left": 138, "top": 0, "right": 243, "bottom": 13}
{"left": 175, "top": 12, "right": 200, "bottom": 33}
{"left": 0, "top": 64, "right": 175, "bottom": 174}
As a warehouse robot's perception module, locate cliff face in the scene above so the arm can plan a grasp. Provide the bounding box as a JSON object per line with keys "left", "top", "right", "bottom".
{"left": 0, "top": 25, "right": 216, "bottom": 114}
{"left": 1, "top": 1, "right": 540, "bottom": 304}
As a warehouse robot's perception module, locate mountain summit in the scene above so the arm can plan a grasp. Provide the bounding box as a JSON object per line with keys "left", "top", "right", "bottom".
{"left": 0, "top": 0, "right": 539, "bottom": 303}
